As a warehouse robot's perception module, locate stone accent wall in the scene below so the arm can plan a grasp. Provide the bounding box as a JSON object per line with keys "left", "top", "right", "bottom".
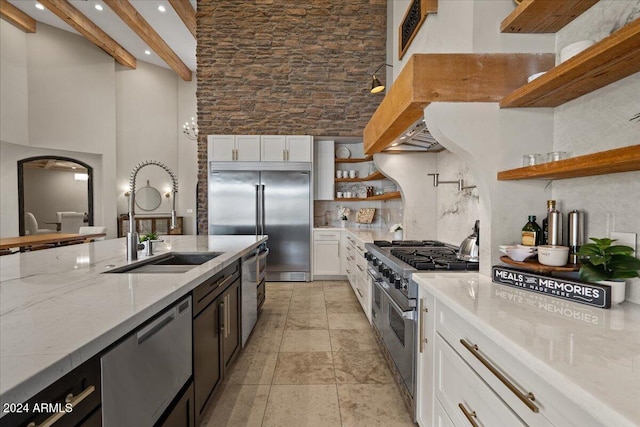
{"left": 196, "top": 0, "right": 386, "bottom": 234}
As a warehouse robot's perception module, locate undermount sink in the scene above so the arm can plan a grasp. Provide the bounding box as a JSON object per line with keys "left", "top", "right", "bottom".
{"left": 105, "top": 252, "right": 222, "bottom": 274}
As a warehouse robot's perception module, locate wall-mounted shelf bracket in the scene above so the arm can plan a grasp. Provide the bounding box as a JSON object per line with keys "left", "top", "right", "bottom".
{"left": 428, "top": 174, "right": 476, "bottom": 191}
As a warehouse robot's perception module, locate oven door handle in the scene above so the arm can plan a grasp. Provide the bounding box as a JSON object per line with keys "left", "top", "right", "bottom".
{"left": 377, "top": 281, "right": 415, "bottom": 320}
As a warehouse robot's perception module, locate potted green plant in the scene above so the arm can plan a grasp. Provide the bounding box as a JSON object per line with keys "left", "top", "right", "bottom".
{"left": 577, "top": 237, "right": 640, "bottom": 304}
{"left": 139, "top": 231, "right": 158, "bottom": 243}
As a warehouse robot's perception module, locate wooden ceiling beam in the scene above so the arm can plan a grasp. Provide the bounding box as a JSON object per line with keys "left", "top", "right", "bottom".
{"left": 168, "top": 0, "right": 195, "bottom": 39}
{"left": 104, "top": 0, "right": 192, "bottom": 81}
{"left": 38, "top": 0, "right": 136, "bottom": 68}
{"left": 1, "top": 0, "right": 36, "bottom": 33}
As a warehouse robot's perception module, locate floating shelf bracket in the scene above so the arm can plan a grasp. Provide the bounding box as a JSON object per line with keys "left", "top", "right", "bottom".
{"left": 428, "top": 173, "right": 476, "bottom": 191}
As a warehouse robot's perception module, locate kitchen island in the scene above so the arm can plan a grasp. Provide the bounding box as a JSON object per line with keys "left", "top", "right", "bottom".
{"left": 413, "top": 272, "right": 640, "bottom": 427}
{"left": 0, "top": 235, "right": 267, "bottom": 414}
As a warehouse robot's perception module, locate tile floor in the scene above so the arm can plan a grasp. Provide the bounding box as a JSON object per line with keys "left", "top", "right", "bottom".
{"left": 202, "top": 280, "right": 416, "bottom": 427}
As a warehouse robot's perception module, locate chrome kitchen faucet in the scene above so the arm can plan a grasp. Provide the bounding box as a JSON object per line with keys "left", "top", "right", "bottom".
{"left": 127, "top": 160, "right": 178, "bottom": 261}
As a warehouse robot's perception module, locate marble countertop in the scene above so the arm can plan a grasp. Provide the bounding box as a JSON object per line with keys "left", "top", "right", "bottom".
{"left": 413, "top": 272, "right": 640, "bottom": 427}
{"left": 313, "top": 227, "right": 395, "bottom": 243}
{"left": 0, "top": 235, "right": 267, "bottom": 408}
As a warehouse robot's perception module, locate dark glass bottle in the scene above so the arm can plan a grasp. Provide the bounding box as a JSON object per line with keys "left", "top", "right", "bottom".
{"left": 522, "top": 215, "right": 542, "bottom": 246}
{"left": 542, "top": 200, "right": 556, "bottom": 245}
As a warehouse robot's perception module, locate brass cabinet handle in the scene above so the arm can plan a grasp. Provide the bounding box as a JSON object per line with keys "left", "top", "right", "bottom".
{"left": 460, "top": 339, "right": 539, "bottom": 413}
{"left": 458, "top": 403, "right": 479, "bottom": 427}
{"left": 27, "top": 385, "right": 96, "bottom": 427}
{"left": 356, "top": 288, "right": 363, "bottom": 298}
{"left": 356, "top": 265, "right": 364, "bottom": 272}
{"left": 220, "top": 300, "right": 225, "bottom": 334}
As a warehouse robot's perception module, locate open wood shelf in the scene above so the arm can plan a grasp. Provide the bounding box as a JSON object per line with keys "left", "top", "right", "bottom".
{"left": 335, "top": 171, "right": 384, "bottom": 183}
{"left": 500, "top": 256, "right": 579, "bottom": 273}
{"left": 335, "top": 156, "right": 373, "bottom": 163}
{"left": 497, "top": 145, "right": 640, "bottom": 181}
{"left": 336, "top": 191, "right": 401, "bottom": 202}
{"left": 500, "top": 18, "right": 640, "bottom": 108}
{"left": 501, "top": 0, "right": 598, "bottom": 33}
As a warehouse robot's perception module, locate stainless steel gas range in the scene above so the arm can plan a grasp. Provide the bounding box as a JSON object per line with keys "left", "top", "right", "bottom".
{"left": 364, "top": 240, "right": 479, "bottom": 417}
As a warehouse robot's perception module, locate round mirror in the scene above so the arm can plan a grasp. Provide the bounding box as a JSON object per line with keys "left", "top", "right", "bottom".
{"left": 135, "top": 184, "right": 162, "bottom": 211}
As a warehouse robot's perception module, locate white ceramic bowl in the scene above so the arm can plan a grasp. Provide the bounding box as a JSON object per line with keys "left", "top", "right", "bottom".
{"left": 508, "top": 250, "right": 536, "bottom": 262}
{"left": 537, "top": 245, "right": 569, "bottom": 266}
{"left": 559, "top": 40, "right": 594, "bottom": 63}
{"left": 499, "top": 244, "right": 536, "bottom": 254}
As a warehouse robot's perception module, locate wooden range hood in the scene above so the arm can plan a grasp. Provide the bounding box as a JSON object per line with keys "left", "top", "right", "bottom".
{"left": 363, "top": 53, "right": 555, "bottom": 154}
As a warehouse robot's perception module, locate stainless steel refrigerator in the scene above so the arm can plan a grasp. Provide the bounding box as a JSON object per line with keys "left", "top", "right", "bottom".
{"left": 208, "top": 162, "right": 311, "bottom": 281}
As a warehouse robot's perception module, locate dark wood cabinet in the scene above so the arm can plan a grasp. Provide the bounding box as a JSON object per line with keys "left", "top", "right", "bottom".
{"left": 193, "top": 297, "right": 221, "bottom": 426}
{"left": 0, "top": 355, "right": 101, "bottom": 427}
{"left": 221, "top": 279, "right": 240, "bottom": 370}
{"left": 191, "top": 262, "right": 241, "bottom": 427}
{"left": 156, "top": 382, "right": 195, "bottom": 427}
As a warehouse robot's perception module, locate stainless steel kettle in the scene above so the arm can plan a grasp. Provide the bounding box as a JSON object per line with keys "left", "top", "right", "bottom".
{"left": 458, "top": 220, "right": 479, "bottom": 262}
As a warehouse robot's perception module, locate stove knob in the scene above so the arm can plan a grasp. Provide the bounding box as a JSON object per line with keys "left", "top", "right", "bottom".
{"left": 378, "top": 264, "right": 385, "bottom": 273}
{"left": 384, "top": 268, "right": 392, "bottom": 278}
{"left": 394, "top": 278, "right": 402, "bottom": 289}
{"left": 364, "top": 253, "right": 370, "bottom": 261}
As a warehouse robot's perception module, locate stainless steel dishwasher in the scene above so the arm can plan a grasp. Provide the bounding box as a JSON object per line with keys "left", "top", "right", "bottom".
{"left": 101, "top": 295, "right": 192, "bottom": 426}
{"left": 241, "top": 243, "right": 268, "bottom": 347}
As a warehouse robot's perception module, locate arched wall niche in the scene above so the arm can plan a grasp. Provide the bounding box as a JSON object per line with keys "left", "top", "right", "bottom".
{"left": 17, "top": 156, "right": 94, "bottom": 236}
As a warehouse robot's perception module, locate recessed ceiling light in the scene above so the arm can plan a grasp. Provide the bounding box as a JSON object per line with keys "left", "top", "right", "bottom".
{"left": 35, "top": 2, "right": 44, "bottom": 10}
{"left": 158, "top": 5, "right": 166, "bottom": 12}
{"left": 144, "top": 50, "right": 151, "bottom": 55}
{"left": 95, "top": 4, "right": 103, "bottom": 11}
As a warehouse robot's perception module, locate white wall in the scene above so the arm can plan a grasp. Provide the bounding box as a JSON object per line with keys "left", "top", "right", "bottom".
{"left": 0, "top": 20, "right": 28, "bottom": 145}
{"left": 116, "top": 61, "right": 179, "bottom": 216}
{"left": 1, "top": 141, "right": 103, "bottom": 236}
{"left": 0, "top": 21, "right": 198, "bottom": 239}
{"left": 23, "top": 168, "right": 89, "bottom": 224}
{"left": 178, "top": 78, "right": 198, "bottom": 235}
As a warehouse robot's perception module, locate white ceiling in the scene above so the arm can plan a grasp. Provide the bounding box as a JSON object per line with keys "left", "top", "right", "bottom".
{"left": 7, "top": 0, "right": 197, "bottom": 72}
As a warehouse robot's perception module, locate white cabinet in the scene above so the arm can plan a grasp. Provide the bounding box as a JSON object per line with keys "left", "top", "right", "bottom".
{"left": 434, "top": 333, "right": 526, "bottom": 427}
{"left": 314, "top": 140, "right": 335, "bottom": 200}
{"left": 416, "top": 287, "right": 435, "bottom": 427}
{"left": 208, "top": 135, "right": 260, "bottom": 161}
{"left": 313, "top": 230, "right": 342, "bottom": 277}
{"left": 416, "top": 282, "right": 601, "bottom": 427}
{"left": 261, "top": 135, "right": 312, "bottom": 162}
{"left": 343, "top": 231, "right": 371, "bottom": 323}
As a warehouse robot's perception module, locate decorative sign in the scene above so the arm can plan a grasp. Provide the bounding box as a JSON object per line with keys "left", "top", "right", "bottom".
{"left": 492, "top": 266, "right": 611, "bottom": 309}
{"left": 399, "top": 0, "right": 438, "bottom": 60}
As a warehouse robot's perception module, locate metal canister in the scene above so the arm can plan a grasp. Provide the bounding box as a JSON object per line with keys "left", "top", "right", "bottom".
{"left": 548, "top": 209, "right": 562, "bottom": 246}
{"left": 568, "top": 210, "right": 583, "bottom": 264}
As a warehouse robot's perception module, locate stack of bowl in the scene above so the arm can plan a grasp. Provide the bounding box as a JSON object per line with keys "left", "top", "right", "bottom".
{"left": 499, "top": 244, "right": 537, "bottom": 262}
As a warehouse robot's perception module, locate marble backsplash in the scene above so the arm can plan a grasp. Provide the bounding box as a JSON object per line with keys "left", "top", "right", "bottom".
{"left": 313, "top": 199, "right": 403, "bottom": 230}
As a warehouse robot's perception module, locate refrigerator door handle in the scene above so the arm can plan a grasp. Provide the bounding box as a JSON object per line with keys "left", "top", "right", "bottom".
{"left": 255, "top": 185, "right": 260, "bottom": 237}
{"left": 260, "top": 184, "right": 265, "bottom": 236}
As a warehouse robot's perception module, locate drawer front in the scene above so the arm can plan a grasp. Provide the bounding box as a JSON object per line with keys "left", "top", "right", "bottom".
{"left": 0, "top": 356, "right": 101, "bottom": 427}
{"left": 355, "top": 254, "right": 367, "bottom": 277}
{"left": 434, "top": 397, "right": 456, "bottom": 427}
{"left": 193, "top": 262, "right": 239, "bottom": 316}
{"left": 434, "top": 334, "right": 526, "bottom": 427}
{"left": 313, "top": 230, "right": 341, "bottom": 241}
{"left": 436, "top": 303, "right": 598, "bottom": 427}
